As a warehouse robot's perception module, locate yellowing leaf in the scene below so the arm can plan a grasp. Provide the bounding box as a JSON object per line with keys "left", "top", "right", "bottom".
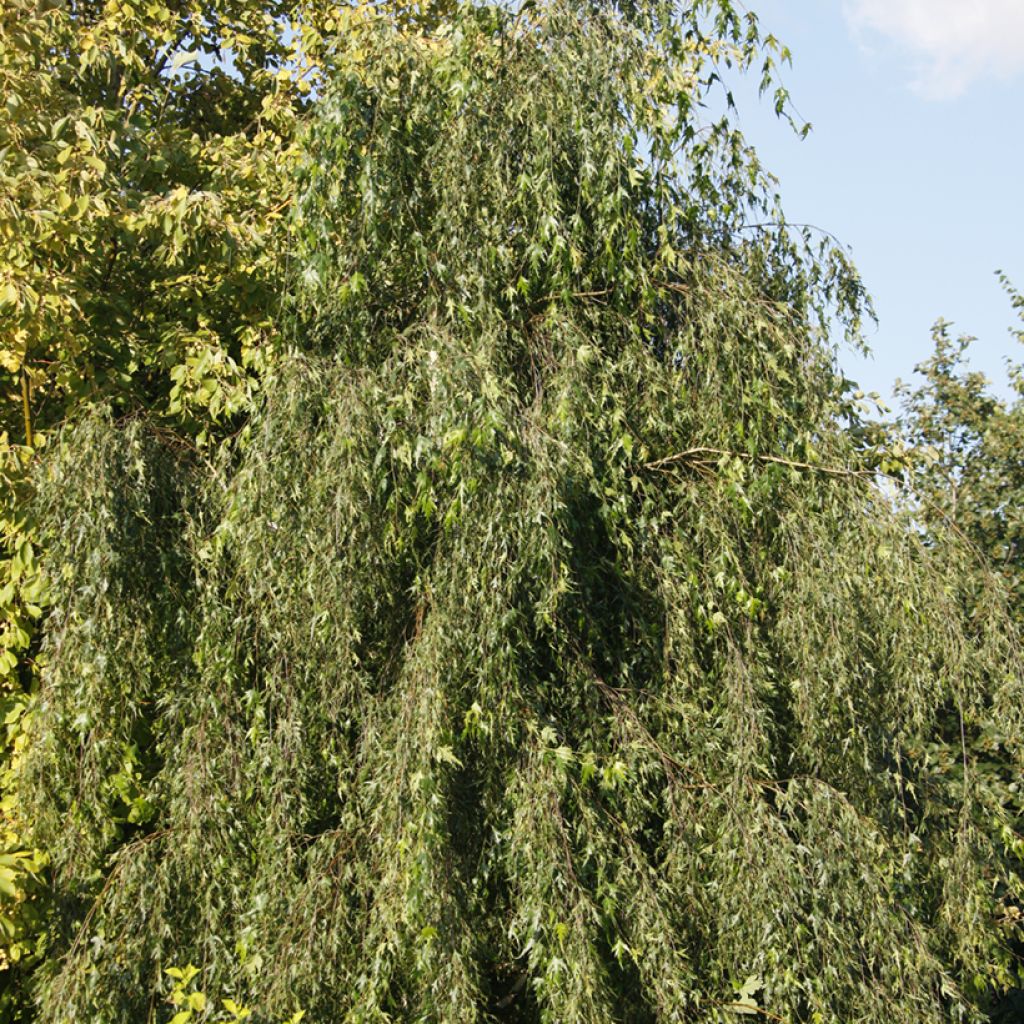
{"left": 0, "top": 348, "right": 23, "bottom": 373}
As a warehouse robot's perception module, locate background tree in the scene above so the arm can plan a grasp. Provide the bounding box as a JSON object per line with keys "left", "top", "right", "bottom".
{"left": 0, "top": 0, "right": 312, "bottom": 441}
{"left": 895, "top": 277, "right": 1024, "bottom": 616}
{"left": 893, "top": 280, "right": 1024, "bottom": 1022}
{"left": 13, "top": 1, "right": 1023, "bottom": 1022}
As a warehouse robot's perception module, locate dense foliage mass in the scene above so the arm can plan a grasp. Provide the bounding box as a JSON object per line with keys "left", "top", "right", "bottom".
{"left": 0, "top": 0, "right": 341, "bottom": 1006}
{"left": 896, "top": 280, "right": 1024, "bottom": 618}
{"left": 892, "top": 287, "right": 1024, "bottom": 1022}
{"left": 4, "top": 0, "right": 1023, "bottom": 1021}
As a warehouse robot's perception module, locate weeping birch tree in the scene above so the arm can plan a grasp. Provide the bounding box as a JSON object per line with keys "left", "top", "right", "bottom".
{"left": 17, "top": 1, "right": 1023, "bottom": 1022}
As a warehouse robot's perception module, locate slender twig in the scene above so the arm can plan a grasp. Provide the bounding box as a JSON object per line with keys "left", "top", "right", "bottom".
{"left": 708, "top": 998, "right": 789, "bottom": 1023}
{"left": 266, "top": 195, "right": 293, "bottom": 216}
{"left": 644, "top": 445, "right": 871, "bottom": 478}
{"left": 63, "top": 829, "right": 173, "bottom": 967}
{"left": 21, "top": 368, "right": 32, "bottom": 448}
{"left": 737, "top": 219, "right": 849, "bottom": 251}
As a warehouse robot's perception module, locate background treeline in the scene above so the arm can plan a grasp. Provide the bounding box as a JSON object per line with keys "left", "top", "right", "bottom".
{"left": 0, "top": 0, "right": 1021, "bottom": 1021}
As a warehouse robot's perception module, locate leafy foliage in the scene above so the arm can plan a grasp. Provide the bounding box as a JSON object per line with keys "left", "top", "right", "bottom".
{"left": 0, "top": 438, "right": 51, "bottom": 1009}
{"left": 0, "top": 0, "right": 305, "bottom": 435}
{"left": 893, "top": 279, "right": 1024, "bottom": 1022}
{"left": 0, "top": 0, "right": 332, "bottom": 1009}
{"left": 163, "top": 963, "right": 305, "bottom": 1024}
{"left": 895, "top": 278, "right": 1024, "bottom": 615}
{"left": 11, "top": 1, "right": 1024, "bottom": 1022}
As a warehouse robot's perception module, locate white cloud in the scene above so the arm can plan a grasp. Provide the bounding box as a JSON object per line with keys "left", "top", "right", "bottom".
{"left": 843, "top": 0, "right": 1024, "bottom": 98}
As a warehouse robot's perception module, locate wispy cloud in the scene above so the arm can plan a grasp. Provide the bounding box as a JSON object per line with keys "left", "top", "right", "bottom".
{"left": 843, "top": 0, "right": 1024, "bottom": 99}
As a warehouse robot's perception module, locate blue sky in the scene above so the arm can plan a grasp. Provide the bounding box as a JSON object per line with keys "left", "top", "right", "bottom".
{"left": 729, "top": 0, "right": 1024, "bottom": 404}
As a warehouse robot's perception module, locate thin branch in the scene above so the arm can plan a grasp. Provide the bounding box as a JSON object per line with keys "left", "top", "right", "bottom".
{"left": 738, "top": 219, "right": 849, "bottom": 251}
{"left": 709, "top": 998, "right": 790, "bottom": 1023}
{"left": 644, "top": 445, "right": 871, "bottom": 478}
{"left": 63, "top": 829, "right": 173, "bottom": 969}
{"left": 21, "top": 368, "right": 32, "bottom": 448}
